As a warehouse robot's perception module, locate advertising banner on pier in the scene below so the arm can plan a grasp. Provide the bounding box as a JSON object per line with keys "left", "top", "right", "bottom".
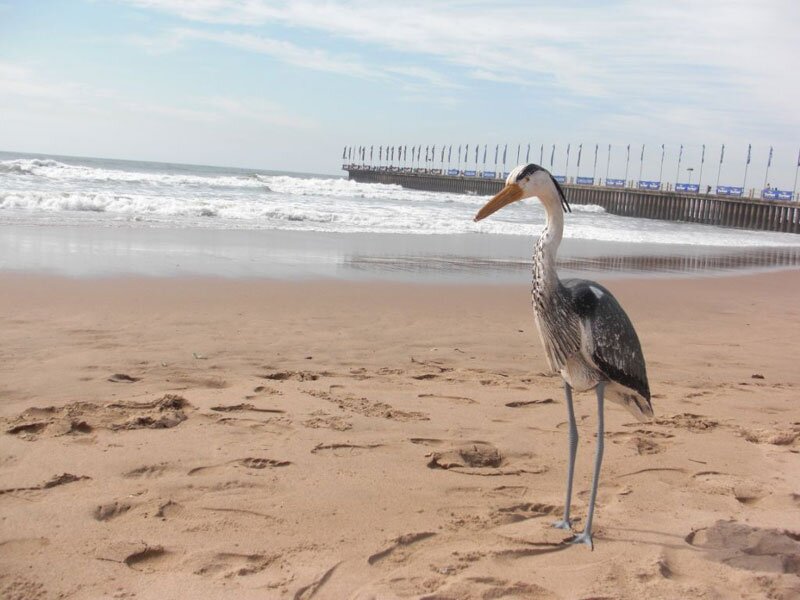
{"left": 464, "top": 170, "right": 476, "bottom": 177}
{"left": 553, "top": 175, "right": 566, "bottom": 183}
{"left": 576, "top": 177, "right": 594, "bottom": 185}
{"left": 482, "top": 171, "right": 496, "bottom": 179}
{"left": 675, "top": 183, "right": 700, "bottom": 193}
{"left": 716, "top": 186, "right": 744, "bottom": 197}
{"left": 638, "top": 180, "right": 661, "bottom": 190}
{"left": 762, "top": 189, "right": 793, "bottom": 201}
{"left": 605, "top": 178, "right": 626, "bottom": 188}
{"left": 447, "top": 169, "right": 459, "bottom": 176}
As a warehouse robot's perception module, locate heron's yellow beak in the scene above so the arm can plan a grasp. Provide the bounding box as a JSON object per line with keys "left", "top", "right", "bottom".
{"left": 473, "top": 183, "right": 524, "bottom": 222}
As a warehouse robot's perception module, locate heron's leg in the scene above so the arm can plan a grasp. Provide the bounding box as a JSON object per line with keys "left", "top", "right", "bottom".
{"left": 570, "top": 382, "right": 605, "bottom": 549}
{"left": 552, "top": 382, "right": 578, "bottom": 531}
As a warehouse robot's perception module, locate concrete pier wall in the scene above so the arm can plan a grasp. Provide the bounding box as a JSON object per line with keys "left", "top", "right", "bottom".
{"left": 346, "top": 168, "right": 800, "bottom": 234}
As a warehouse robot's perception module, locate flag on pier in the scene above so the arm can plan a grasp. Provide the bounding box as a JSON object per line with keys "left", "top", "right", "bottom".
{"left": 342, "top": 146, "right": 346, "bottom": 160}
{"left": 494, "top": 144, "right": 499, "bottom": 166}
{"left": 577, "top": 143, "right": 582, "bottom": 167}
{"left": 482, "top": 144, "right": 487, "bottom": 166}
{"left": 447, "top": 145, "right": 452, "bottom": 164}
{"left": 550, "top": 144, "right": 555, "bottom": 167}
{"left": 465, "top": 144, "right": 469, "bottom": 164}
{"left": 747, "top": 143, "right": 751, "bottom": 164}
{"left": 540, "top": 144, "right": 543, "bottom": 164}
{"left": 502, "top": 144, "right": 507, "bottom": 165}
{"left": 720, "top": 144, "right": 725, "bottom": 164}
{"left": 701, "top": 144, "right": 705, "bottom": 164}
{"left": 526, "top": 143, "right": 530, "bottom": 163}
{"left": 640, "top": 144, "right": 645, "bottom": 161}
{"left": 768, "top": 146, "right": 773, "bottom": 167}
{"left": 516, "top": 144, "right": 520, "bottom": 165}
{"left": 593, "top": 144, "right": 598, "bottom": 171}
{"left": 474, "top": 144, "right": 479, "bottom": 164}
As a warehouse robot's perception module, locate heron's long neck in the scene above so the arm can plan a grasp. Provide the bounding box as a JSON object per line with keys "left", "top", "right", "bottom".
{"left": 533, "top": 192, "right": 564, "bottom": 295}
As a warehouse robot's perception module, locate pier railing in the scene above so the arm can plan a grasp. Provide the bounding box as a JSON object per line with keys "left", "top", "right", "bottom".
{"left": 345, "top": 167, "right": 800, "bottom": 234}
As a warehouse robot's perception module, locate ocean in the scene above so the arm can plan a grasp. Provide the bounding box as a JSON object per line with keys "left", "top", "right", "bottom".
{"left": 2, "top": 151, "right": 800, "bottom": 281}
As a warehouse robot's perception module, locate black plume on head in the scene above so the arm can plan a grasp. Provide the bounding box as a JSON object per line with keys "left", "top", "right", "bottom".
{"left": 514, "top": 163, "right": 571, "bottom": 213}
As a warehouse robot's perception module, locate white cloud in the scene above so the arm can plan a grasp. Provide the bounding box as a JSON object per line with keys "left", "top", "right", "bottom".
{"left": 0, "top": 60, "right": 313, "bottom": 129}
{"left": 116, "top": 0, "right": 800, "bottom": 140}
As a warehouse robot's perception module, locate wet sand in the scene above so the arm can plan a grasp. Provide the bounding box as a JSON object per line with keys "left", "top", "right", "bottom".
{"left": 3, "top": 222, "right": 800, "bottom": 281}
{"left": 1, "top": 272, "right": 799, "bottom": 599}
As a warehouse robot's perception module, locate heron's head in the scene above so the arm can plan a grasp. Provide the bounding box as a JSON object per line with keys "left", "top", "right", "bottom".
{"left": 474, "top": 163, "right": 570, "bottom": 222}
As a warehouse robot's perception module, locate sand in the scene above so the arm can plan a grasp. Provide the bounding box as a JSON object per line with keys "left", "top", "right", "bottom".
{"left": 1, "top": 271, "right": 799, "bottom": 599}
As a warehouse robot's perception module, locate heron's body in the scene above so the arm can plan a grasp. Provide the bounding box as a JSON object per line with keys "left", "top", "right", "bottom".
{"left": 530, "top": 211, "right": 651, "bottom": 419}
{"left": 475, "top": 163, "right": 653, "bottom": 549}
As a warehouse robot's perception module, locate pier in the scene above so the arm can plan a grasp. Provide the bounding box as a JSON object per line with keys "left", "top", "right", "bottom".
{"left": 345, "top": 167, "right": 800, "bottom": 234}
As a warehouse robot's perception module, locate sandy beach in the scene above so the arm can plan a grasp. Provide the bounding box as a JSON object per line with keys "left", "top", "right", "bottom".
{"left": 1, "top": 271, "right": 799, "bottom": 599}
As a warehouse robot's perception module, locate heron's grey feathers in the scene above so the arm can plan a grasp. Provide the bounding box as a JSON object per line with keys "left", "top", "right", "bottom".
{"left": 562, "top": 279, "right": 651, "bottom": 402}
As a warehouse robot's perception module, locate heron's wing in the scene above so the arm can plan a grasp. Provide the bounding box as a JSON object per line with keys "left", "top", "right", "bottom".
{"left": 563, "top": 279, "right": 650, "bottom": 401}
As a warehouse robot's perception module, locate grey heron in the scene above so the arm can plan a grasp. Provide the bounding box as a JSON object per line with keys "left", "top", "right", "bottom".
{"left": 474, "top": 164, "right": 653, "bottom": 549}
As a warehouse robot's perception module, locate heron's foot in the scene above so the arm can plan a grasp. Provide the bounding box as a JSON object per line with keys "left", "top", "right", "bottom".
{"left": 552, "top": 519, "right": 573, "bottom": 531}
{"left": 568, "top": 531, "right": 594, "bottom": 550}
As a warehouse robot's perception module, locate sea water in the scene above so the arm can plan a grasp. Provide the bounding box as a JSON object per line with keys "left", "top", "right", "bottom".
{"left": 2, "top": 151, "right": 799, "bottom": 281}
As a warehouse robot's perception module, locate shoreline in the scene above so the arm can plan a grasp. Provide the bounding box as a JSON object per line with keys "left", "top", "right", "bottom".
{"left": 2, "top": 222, "right": 800, "bottom": 283}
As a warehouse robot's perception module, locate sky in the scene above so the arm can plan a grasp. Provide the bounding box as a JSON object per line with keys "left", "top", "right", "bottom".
{"left": 0, "top": 0, "right": 798, "bottom": 188}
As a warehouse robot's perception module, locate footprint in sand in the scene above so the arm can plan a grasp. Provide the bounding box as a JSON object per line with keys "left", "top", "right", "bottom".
{"left": 123, "top": 463, "right": 170, "bottom": 478}
{"left": 3, "top": 395, "right": 191, "bottom": 440}
{"left": 187, "top": 457, "right": 290, "bottom": 476}
{"left": 302, "top": 411, "right": 352, "bottom": 431}
{"left": 107, "top": 373, "right": 141, "bottom": 383}
{"left": 691, "top": 471, "right": 766, "bottom": 505}
{"left": 0, "top": 473, "right": 90, "bottom": 496}
{"left": 505, "top": 398, "right": 554, "bottom": 408}
{"left": 191, "top": 551, "right": 277, "bottom": 578}
{"left": 311, "top": 442, "right": 383, "bottom": 456}
{"left": 93, "top": 500, "right": 134, "bottom": 522}
{"left": 491, "top": 502, "right": 557, "bottom": 525}
{"left": 685, "top": 520, "right": 800, "bottom": 576}
{"left": 651, "top": 413, "right": 719, "bottom": 432}
{"left": 739, "top": 423, "right": 800, "bottom": 447}
{"left": 367, "top": 532, "right": 437, "bottom": 565}
{"left": 303, "top": 389, "right": 429, "bottom": 421}
{"left": 259, "top": 370, "right": 325, "bottom": 382}
{"left": 210, "top": 403, "right": 285, "bottom": 414}
{"left": 423, "top": 577, "right": 557, "bottom": 600}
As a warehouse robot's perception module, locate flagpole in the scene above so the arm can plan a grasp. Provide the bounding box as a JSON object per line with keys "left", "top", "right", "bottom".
{"left": 539, "top": 144, "right": 543, "bottom": 165}
{"left": 624, "top": 144, "right": 630, "bottom": 186}
{"left": 576, "top": 143, "right": 582, "bottom": 179}
{"left": 763, "top": 146, "right": 773, "bottom": 190}
{"left": 742, "top": 143, "right": 751, "bottom": 192}
{"left": 793, "top": 148, "right": 800, "bottom": 201}
{"left": 659, "top": 144, "right": 665, "bottom": 185}
{"left": 592, "top": 144, "right": 598, "bottom": 182}
{"left": 698, "top": 144, "right": 705, "bottom": 191}
{"left": 638, "top": 144, "right": 645, "bottom": 183}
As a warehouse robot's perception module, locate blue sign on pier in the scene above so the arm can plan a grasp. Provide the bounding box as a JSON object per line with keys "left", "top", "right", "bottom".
{"left": 638, "top": 180, "right": 661, "bottom": 190}
{"left": 717, "top": 186, "right": 744, "bottom": 197}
